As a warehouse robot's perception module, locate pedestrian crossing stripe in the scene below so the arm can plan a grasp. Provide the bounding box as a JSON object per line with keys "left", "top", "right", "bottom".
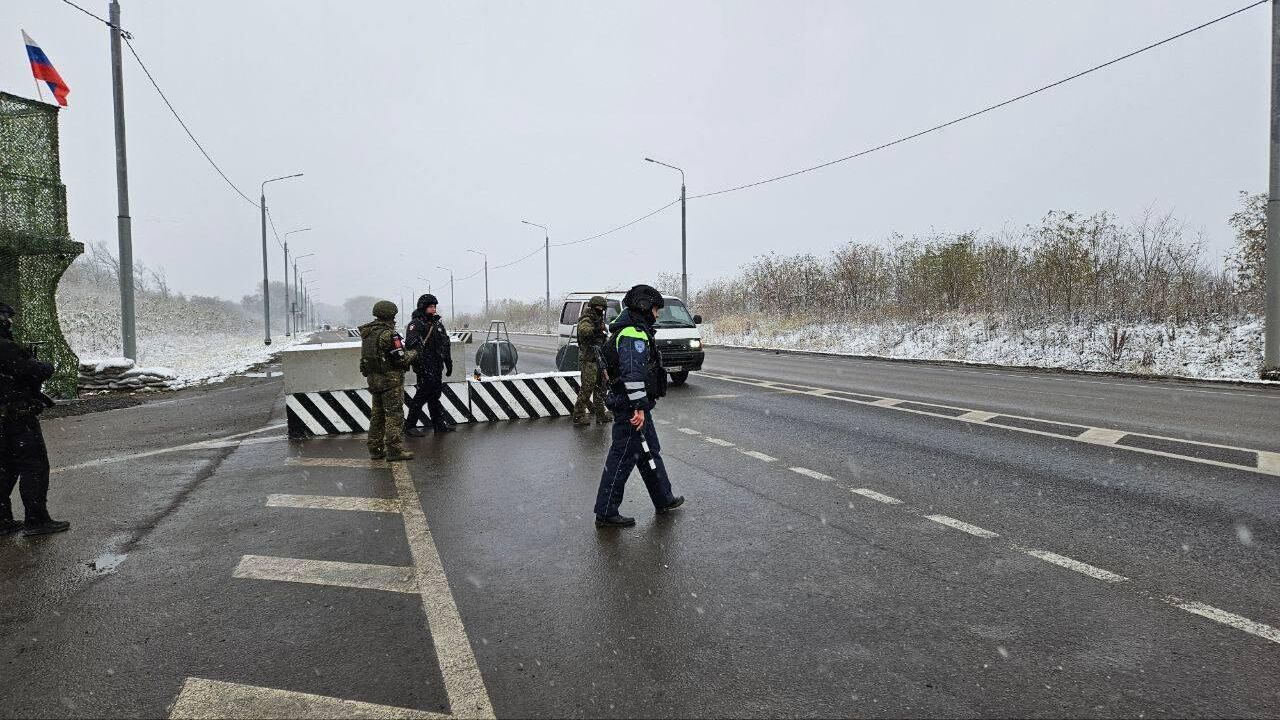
{"left": 286, "top": 373, "right": 584, "bottom": 437}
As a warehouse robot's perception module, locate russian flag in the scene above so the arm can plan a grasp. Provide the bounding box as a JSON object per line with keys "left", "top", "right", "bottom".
{"left": 22, "top": 30, "right": 70, "bottom": 107}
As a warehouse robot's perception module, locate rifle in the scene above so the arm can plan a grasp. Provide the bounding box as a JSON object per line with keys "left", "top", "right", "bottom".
{"left": 24, "top": 341, "right": 56, "bottom": 408}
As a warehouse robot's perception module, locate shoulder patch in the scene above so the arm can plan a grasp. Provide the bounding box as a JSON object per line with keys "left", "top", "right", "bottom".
{"left": 633, "top": 339, "right": 646, "bottom": 352}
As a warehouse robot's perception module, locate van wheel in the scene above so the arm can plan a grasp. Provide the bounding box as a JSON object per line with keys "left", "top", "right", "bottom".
{"left": 669, "top": 371, "right": 690, "bottom": 386}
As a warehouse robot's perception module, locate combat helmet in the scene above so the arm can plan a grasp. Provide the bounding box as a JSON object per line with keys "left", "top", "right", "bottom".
{"left": 623, "top": 285, "right": 664, "bottom": 314}
{"left": 372, "top": 300, "right": 398, "bottom": 319}
{"left": 587, "top": 295, "right": 607, "bottom": 311}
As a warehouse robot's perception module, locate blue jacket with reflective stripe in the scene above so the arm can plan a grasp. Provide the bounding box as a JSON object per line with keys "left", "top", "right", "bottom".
{"left": 608, "top": 309, "right": 662, "bottom": 410}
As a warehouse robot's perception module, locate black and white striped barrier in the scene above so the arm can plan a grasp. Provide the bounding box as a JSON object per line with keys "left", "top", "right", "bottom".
{"left": 449, "top": 331, "right": 474, "bottom": 344}
{"left": 286, "top": 371, "right": 584, "bottom": 437}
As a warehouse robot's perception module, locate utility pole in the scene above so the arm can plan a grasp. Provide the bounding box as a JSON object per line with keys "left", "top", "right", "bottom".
{"left": 283, "top": 242, "right": 290, "bottom": 336}
{"left": 109, "top": 0, "right": 136, "bottom": 359}
{"left": 468, "top": 250, "right": 489, "bottom": 318}
{"left": 522, "top": 221, "right": 552, "bottom": 333}
{"left": 645, "top": 157, "right": 688, "bottom": 301}
{"left": 681, "top": 178, "right": 687, "bottom": 303}
{"left": 437, "top": 266, "right": 455, "bottom": 324}
{"left": 1266, "top": 0, "right": 1280, "bottom": 379}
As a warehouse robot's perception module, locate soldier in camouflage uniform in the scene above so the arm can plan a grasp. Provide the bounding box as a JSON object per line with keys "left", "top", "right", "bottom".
{"left": 572, "top": 295, "right": 613, "bottom": 426}
{"left": 359, "top": 300, "right": 416, "bottom": 461}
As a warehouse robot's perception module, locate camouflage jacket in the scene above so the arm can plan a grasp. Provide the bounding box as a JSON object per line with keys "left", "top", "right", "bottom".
{"left": 576, "top": 307, "right": 607, "bottom": 365}
{"left": 358, "top": 318, "right": 415, "bottom": 391}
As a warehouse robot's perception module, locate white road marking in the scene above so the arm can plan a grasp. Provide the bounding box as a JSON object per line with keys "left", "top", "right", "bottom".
{"left": 850, "top": 488, "right": 904, "bottom": 505}
{"left": 169, "top": 677, "right": 447, "bottom": 719}
{"left": 789, "top": 467, "right": 833, "bottom": 481}
{"left": 200, "top": 436, "right": 286, "bottom": 450}
{"left": 390, "top": 463, "right": 496, "bottom": 719}
{"left": 678, "top": 427, "right": 702, "bottom": 435}
{"left": 698, "top": 394, "right": 741, "bottom": 399}
{"left": 289, "top": 457, "right": 389, "bottom": 469}
{"left": 1258, "top": 451, "right": 1280, "bottom": 475}
{"left": 738, "top": 449, "right": 777, "bottom": 462}
{"left": 232, "top": 555, "right": 417, "bottom": 594}
{"left": 663, "top": 411, "right": 1280, "bottom": 650}
{"left": 699, "top": 373, "right": 1280, "bottom": 478}
{"left": 924, "top": 514, "right": 1000, "bottom": 539}
{"left": 957, "top": 410, "right": 998, "bottom": 422}
{"left": 52, "top": 423, "right": 287, "bottom": 474}
{"left": 1165, "top": 597, "right": 1280, "bottom": 645}
{"left": 1015, "top": 547, "right": 1128, "bottom": 583}
{"left": 1078, "top": 427, "right": 1128, "bottom": 445}
{"left": 655, "top": 418, "right": 671, "bottom": 425}
{"left": 266, "top": 494, "right": 400, "bottom": 514}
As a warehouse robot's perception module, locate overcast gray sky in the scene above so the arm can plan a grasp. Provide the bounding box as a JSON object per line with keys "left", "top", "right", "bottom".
{"left": 2, "top": 0, "right": 1269, "bottom": 314}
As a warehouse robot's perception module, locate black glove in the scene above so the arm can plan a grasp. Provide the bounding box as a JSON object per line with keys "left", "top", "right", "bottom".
{"left": 445, "top": 362, "right": 453, "bottom": 377}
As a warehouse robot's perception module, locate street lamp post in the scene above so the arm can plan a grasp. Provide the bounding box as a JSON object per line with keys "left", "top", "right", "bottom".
{"left": 294, "top": 254, "right": 314, "bottom": 335}
{"left": 260, "top": 173, "right": 303, "bottom": 345}
{"left": 645, "top": 157, "right": 687, "bottom": 302}
{"left": 401, "top": 285, "right": 415, "bottom": 321}
{"left": 467, "top": 249, "right": 489, "bottom": 319}
{"left": 300, "top": 274, "right": 315, "bottom": 331}
{"left": 437, "top": 266, "right": 455, "bottom": 324}
{"left": 282, "top": 227, "right": 311, "bottom": 336}
{"left": 417, "top": 275, "right": 432, "bottom": 305}
{"left": 522, "top": 220, "right": 552, "bottom": 333}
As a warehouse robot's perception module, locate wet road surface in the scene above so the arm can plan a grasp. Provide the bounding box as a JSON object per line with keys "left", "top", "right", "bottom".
{"left": 2, "top": 343, "right": 1279, "bottom": 717}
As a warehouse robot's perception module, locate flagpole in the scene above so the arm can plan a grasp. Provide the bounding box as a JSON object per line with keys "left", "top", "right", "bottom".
{"left": 22, "top": 30, "right": 45, "bottom": 102}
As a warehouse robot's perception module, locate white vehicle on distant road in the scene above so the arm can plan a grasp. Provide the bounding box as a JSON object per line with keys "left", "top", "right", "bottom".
{"left": 556, "top": 291, "right": 704, "bottom": 385}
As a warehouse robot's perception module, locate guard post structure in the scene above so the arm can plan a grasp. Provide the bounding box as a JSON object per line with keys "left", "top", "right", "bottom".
{"left": 0, "top": 93, "right": 84, "bottom": 397}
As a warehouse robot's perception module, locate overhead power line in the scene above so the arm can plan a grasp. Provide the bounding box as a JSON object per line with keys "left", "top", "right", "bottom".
{"left": 57, "top": 0, "right": 130, "bottom": 37}
{"left": 551, "top": 199, "right": 679, "bottom": 247}
{"left": 493, "top": 244, "right": 545, "bottom": 270}
{"left": 121, "top": 37, "right": 260, "bottom": 208}
{"left": 687, "top": 0, "right": 1268, "bottom": 200}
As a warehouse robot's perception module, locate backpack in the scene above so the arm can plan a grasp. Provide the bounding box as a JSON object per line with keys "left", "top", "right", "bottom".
{"left": 359, "top": 325, "right": 390, "bottom": 377}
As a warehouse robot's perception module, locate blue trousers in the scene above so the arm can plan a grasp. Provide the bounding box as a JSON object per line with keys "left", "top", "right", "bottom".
{"left": 593, "top": 408, "right": 676, "bottom": 518}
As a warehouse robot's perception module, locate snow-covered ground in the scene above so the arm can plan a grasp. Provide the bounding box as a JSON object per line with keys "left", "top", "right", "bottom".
{"left": 70, "top": 332, "right": 310, "bottom": 389}
{"left": 57, "top": 284, "right": 310, "bottom": 389}
{"left": 702, "top": 314, "right": 1267, "bottom": 382}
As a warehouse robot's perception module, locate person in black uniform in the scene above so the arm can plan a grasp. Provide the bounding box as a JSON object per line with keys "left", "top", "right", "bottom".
{"left": 593, "top": 285, "right": 684, "bottom": 528}
{"left": 0, "top": 302, "right": 70, "bottom": 536}
{"left": 405, "top": 294, "right": 456, "bottom": 435}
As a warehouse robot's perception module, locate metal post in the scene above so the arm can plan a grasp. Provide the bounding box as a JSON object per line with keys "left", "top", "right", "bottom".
{"left": 260, "top": 193, "right": 271, "bottom": 345}
{"left": 283, "top": 242, "right": 290, "bottom": 336}
{"left": 1266, "top": 0, "right": 1280, "bottom": 379}
{"left": 293, "top": 263, "right": 299, "bottom": 331}
{"left": 680, "top": 181, "right": 688, "bottom": 302}
{"left": 545, "top": 236, "right": 551, "bottom": 333}
{"left": 109, "top": 0, "right": 136, "bottom": 359}
{"left": 484, "top": 259, "right": 489, "bottom": 319}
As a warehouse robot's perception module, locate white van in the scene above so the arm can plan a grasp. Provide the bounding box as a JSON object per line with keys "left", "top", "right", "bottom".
{"left": 556, "top": 291, "right": 704, "bottom": 385}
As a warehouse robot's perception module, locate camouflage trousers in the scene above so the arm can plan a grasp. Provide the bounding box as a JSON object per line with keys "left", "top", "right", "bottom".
{"left": 367, "top": 384, "right": 405, "bottom": 455}
{"left": 573, "top": 359, "right": 611, "bottom": 422}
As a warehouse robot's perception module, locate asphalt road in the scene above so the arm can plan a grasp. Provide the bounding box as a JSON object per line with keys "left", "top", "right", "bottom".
{"left": 2, "top": 339, "right": 1278, "bottom": 717}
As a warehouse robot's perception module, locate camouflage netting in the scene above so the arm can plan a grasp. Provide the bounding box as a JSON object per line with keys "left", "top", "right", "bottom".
{"left": 0, "top": 92, "right": 83, "bottom": 398}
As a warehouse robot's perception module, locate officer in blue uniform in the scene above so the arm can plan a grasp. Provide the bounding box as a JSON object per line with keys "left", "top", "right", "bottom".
{"left": 593, "top": 285, "right": 685, "bottom": 528}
